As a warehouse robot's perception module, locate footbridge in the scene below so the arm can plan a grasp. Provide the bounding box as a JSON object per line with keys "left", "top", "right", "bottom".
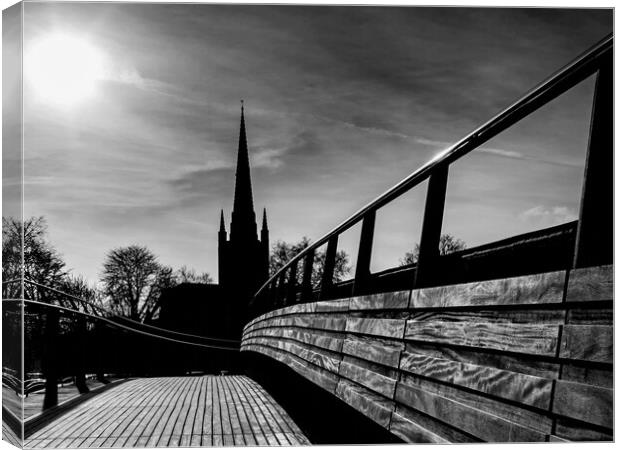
{"left": 2, "top": 35, "right": 613, "bottom": 446}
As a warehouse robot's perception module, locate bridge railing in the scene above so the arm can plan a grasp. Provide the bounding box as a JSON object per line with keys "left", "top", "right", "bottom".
{"left": 250, "top": 34, "right": 612, "bottom": 318}
{"left": 2, "top": 279, "right": 240, "bottom": 414}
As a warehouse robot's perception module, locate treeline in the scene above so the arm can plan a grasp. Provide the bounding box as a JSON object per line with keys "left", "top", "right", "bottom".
{"left": 3, "top": 216, "right": 466, "bottom": 322}
{"left": 2, "top": 216, "right": 212, "bottom": 323}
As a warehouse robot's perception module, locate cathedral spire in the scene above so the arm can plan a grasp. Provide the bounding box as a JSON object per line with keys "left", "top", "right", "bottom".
{"left": 230, "top": 101, "right": 257, "bottom": 240}
{"left": 219, "top": 209, "right": 226, "bottom": 232}
{"left": 262, "top": 208, "right": 268, "bottom": 231}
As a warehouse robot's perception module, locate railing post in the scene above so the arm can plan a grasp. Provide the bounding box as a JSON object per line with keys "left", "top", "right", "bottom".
{"left": 353, "top": 211, "right": 376, "bottom": 296}
{"left": 300, "top": 249, "right": 315, "bottom": 303}
{"left": 277, "top": 272, "right": 287, "bottom": 307}
{"left": 415, "top": 164, "right": 449, "bottom": 288}
{"left": 573, "top": 53, "right": 613, "bottom": 269}
{"left": 319, "top": 236, "right": 338, "bottom": 300}
{"left": 74, "top": 315, "right": 90, "bottom": 394}
{"left": 268, "top": 280, "right": 277, "bottom": 310}
{"left": 286, "top": 261, "right": 298, "bottom": 304}
{"left": 42, "top": 308, "right": 59, "bottom": 410}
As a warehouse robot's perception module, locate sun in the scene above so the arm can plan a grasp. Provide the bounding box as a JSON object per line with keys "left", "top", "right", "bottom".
{"left": 25, "top": 34, "right": 104, "bottom": 106}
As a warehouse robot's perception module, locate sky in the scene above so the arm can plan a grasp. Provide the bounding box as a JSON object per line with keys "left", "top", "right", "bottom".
{"left": 3, "top": 3, "right": 613, "bottom": 285}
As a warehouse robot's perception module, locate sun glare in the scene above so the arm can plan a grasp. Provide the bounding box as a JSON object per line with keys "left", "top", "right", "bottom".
{"left": 26, "top": 34, "right": 104, "bottom": 106}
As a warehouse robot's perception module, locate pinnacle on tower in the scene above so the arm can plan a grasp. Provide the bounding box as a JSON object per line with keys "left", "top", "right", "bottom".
{"left": 219, "top": 209, "right": 226, "bottom": 232}
{"left": 262, "top": 208, "right": 268, "bottom": 231}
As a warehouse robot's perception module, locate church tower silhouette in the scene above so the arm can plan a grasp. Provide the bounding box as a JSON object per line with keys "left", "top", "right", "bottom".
{"left": 218, "top": 103, "right": 269, "bottom": 322}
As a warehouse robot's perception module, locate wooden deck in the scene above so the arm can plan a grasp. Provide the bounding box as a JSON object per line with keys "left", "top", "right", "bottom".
{"left": 25, "top": 376, "right": 309, "bottom": 448}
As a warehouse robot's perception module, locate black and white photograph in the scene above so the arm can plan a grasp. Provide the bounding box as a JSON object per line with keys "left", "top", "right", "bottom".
{"left": 1, "top": 1, "right": 614, "bottom": 448}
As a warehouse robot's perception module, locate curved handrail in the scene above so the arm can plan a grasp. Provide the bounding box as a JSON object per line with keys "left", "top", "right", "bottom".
{"left": 254, "top": 33, "right": 612, "bottom": 299}
{"left": 5, "top": 278, "right": 241, "bottom": 344}
{"left": 11, "top": 298, "right": 239, "bottom": 351}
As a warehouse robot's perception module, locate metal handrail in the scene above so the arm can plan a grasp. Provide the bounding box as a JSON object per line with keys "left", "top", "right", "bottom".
{"left": 254, "top": 34, "right": 612, "bottom": 299}
{"left": 5, "top": 278, "right": 241, "bottom": 344}
{"left": 10, "top": 298, "right": 239, "bottom": 351}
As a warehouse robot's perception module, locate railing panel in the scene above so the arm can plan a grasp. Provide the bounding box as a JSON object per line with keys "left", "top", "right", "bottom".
{"left": 252, "top": 35, "right": 612, "bottom": 318}
{"left": 440, "top": 74, "right": 596, "bottom": 257}
{"left": 319, "top": 236, "right": 339, "bottom": 300}
{"left": 573, "top": 54, "right": 613, "bottom": 268}
{"left": 370, "top": 182, "right": 428, "bottom": 274}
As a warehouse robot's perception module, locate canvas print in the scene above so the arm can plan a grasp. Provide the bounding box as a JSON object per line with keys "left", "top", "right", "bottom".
{"left": 1, "top": 2, "right": 614, "bottom": 448}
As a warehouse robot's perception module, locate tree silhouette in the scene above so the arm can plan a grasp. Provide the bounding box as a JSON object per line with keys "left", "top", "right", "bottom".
{"left": 101, "top": 245, "right": 176, "bottom": 322}
{"left": 175, "top": 266, "right": 213, "bottom": 284}
{"left": 400, "top": 234, "right": 467, "bottom": 266}
{"left": 2, "top": 216, "right": 67, "bottom": 300}
{"left": 270, "top": 237, "right": 350, "bottom": 287}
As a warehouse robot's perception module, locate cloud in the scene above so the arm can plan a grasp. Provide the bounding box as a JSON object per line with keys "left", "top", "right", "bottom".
{"left": 478, "top": 148, "right": 524, "bottom": 159}
{"left": 519, "top": 205, "right": 577, "bottom": 227}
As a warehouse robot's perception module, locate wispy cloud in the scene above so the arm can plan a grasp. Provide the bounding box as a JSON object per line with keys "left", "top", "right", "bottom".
{"left": 519, "top": 205, "right": 577, "bottom": 226}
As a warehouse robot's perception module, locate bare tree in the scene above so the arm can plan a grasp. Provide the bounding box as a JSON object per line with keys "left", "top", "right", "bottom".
{"left": 58, "top": 275, "right": 105, "bottom": 313}
{"left": 2, "top": 216, "right": 67, "bottom": 300}
{"left": 270, "top": 237, "right": 350, "bottom": 287}
{"left": 175, "top": 266, "right": 213, "bottom": 284}
{"left": 101, "top": 245, "right": 176, "bottom": 322}
{"left": 400, "top": 234, "right": 467, "bottom": 266}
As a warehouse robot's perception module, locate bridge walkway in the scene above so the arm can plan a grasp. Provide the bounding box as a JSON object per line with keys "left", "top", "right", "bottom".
{"left": 24, "top": 375, "right": 309, "bottom": 448}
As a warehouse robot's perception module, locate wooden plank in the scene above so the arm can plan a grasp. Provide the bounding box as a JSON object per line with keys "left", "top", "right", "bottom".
{"left": 284, "top": 328, "right": 345, "bottom": 353}
{"left": 334, "top": 379, "right": 394, "bottom": 428}
{"left": 188, "top": 377, "right": 207, "bottom": 447}
{"left": 229, "top": 377, "right": 267, "bottom": 446}
{"left": 245, "top": 337, "right": 342, "bottom": 373}
{"left": 552, "top": 380, "right": 612, "bottom": 429}
{"left": 559, "top": 325, "right": 612, "bottom": 363}
{"left": 288, "top": 354, "right": 340, "bottom": 394}
{"left": 28, "top": 379, "right": 143, "bottom": 442}
{"left": 399, "top": 350, "right": 553, "bottom": 409}
{"left": 58, "top": 379, "right": 158, "bottom": 447}
{"left": 242, "top": 378, "right": 291, "bottom": 444}
{"left": 342, "top": 334, "right": 404, "bottom": 368}
{"left": 199, "top": 377, "right": 212, "bottom": 441}
{"left": 553, "top": 417, "right": 613, "bottom": 441}
{"left": 170, "top": 376, "right": 202, "bottom": 446}
{"left": 567, "top": 307, "right": 612, "bottom": 324}
{"left": 315, "top": 298, "right": 351, "bottom": 312}
{"left": 394, "top": 381, "right": 547, "bottom": 442}
{"left": 561, "top": 364, "right": 612, "bottom": 389}
{"left": 215, "top": 377, "right": 234, "bottom": 443}
{"left": 211, "top": 376, "right": 222, "bottom": 440}
{"left": 410, "top": 271, "right": 565, "bottom": 308}
{"left": 345, "top": 316, "right": 406, "bottom": 339}
{"left": 112, "top": 378, "right": 174, "bottom": 447}
{"left": 247, "top": 343, "right": 341, "bottom": 394}
{"left": 350, "top": 291, "right": 410, "bottom": 311}
{"left": 233, "top": 378, "right": 280, "bottom": 446}
{"left": 255, "top": 313, "right": 347, "bottom": 332}
{"left": 408, "top": 308, "right": 565, "bottom": 325}
{"left": 398, "top": 373, "right": 552, "bottom": 434}
{"left": 149, "top": 377, "right": 194, "bottom": 447}
{"left": 404, "top": 320, "right": 560, "bottom": 356}
{"left": 565, "top": 265, "right": 613, "bottom": 303}
{"left": 100, "top": 378, "right": 168, "bottom": 447}
{"left": 241, "top": 376, "right": 303, "bottom": 438}
{"left": 389, "top": 406, "right": 459, "bottom": 443}
{"left": 402, "top": 342, "right": 560, "bottom": 379}
{"left": 338, "top": 357, "right": 397, "bottom": 399}
{"left": 223, "top": 377, "right": 256, "bottom": 444}
{"left": 220, "top": 377, "right": 244, "bottom": 445}
{"left": 134, "top": 377, "right": 189, "bottom": 447}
